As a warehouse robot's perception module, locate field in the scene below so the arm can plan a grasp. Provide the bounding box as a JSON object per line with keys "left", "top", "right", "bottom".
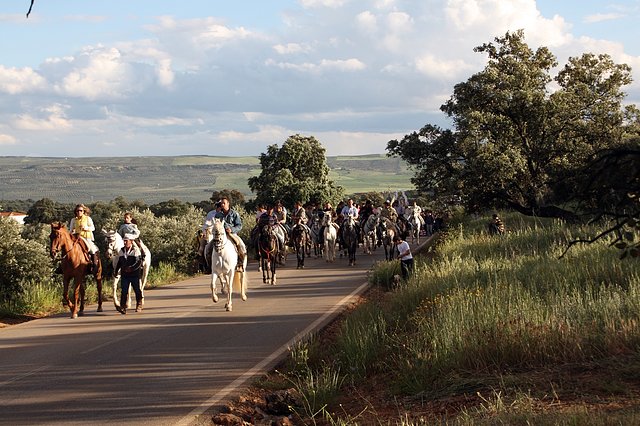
{"left": 0, "top": 155, "right": 413, "bottom": 204}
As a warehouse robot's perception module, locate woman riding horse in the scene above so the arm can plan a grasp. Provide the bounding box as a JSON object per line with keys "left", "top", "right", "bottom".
{"left": 50, "top": 222, "right": 103, "bottom": 318}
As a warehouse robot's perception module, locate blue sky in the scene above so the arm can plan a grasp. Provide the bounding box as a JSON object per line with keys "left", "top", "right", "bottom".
{"left": 1, "top": 0, "right": 639, "bottom": 157}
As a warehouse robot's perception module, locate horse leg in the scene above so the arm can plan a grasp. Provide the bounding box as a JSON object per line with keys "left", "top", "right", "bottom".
{"left": 62, "top": 276, "right": 71, "bottom": 310}
{"left": 71, "top": 276, "right": 81, "bottom": 319}
{"left": 211, "top": 271, "right": 219, "bottom": 303}
{"left": 225, "top": 272, "right": 233, "bottom": 311}
{"left": 78, "top": 278, "right": 85, "bottom": 316}
{"left": 261, "top": 256, "right": 267, "bottom": 283}
{"left": 95, "top": 272, "right": 103, "bottom": 312}
{"left": 113, "top": 274, "right": 121, "bottom": 310}
{"left": 271, "top": 261, "right": 277, "bottom": 285}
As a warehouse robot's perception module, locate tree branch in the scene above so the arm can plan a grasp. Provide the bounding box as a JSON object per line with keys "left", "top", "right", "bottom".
{"left": 26, "top": 0, "right": 34, "bottom": 18}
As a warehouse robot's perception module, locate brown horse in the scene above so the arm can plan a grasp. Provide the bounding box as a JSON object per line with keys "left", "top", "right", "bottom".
{"left": 258, "top": 224, "right": 279, "bottom": 285}
{"left": 49, "top": 222, "right": 103, "bottom": 318}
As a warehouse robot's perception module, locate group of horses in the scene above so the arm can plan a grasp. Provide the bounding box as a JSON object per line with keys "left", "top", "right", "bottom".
{"left": 48, "top": 207, "right": 423, "bottom": 319}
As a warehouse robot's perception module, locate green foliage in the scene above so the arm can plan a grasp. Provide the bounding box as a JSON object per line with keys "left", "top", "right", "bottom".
{"left": 248, "top": 134, "right": 344, "bottom": 207}
{"left": 101, "top": 206, "right": 203, "bottom": 272}
{"left": 0, "top": 218, "right": 54, "bottom": 302}
{"left": 388, "top": 30, "right": 639, "bottom": 219}
{"left": 149, "top": 198, "right": 192, "bottom": 217}
{"left": 25, "top": 198, "right": 71, "bottom": 224}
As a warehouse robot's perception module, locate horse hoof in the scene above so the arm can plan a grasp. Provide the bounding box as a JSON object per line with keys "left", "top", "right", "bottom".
{"left": 212, "top": 294, "right": 219, "bottom": 303}
{"left": 226, "top": 305, "right": 232, "bottom": 312}
{"left": 97, "top": 306, "right": 103, "bottom": 312}
{"left": 242, "top": 294, "right": 247, "bottom": 301}
{"left": 71, "top": 313, "right": 78, "bottom": 319}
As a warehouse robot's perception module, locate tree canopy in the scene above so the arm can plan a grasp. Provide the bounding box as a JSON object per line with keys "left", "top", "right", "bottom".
{"left": 387, "top": 30, "right": 640, "bottom": 220}
{"left": 248, "top": 134, "right": 344, "bottom": 207}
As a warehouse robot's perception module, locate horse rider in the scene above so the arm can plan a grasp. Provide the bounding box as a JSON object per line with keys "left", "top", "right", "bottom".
{"left": 69, "top": 203, "right": 100, "bottom": 272}
{"left": 339, "top": 198, "right": 360, "bottom": 246}
{"left": 378, "top": 200, "right": 398, "bottom": 245}
{"left": 254, "top": 204, "right": 286, "bottom": 253}
{"left": 203, "top": 197, "right": 247, "bottom": 271}
{"left": 117, "top": 212, "right": 146, "bottom": 256}
{"left": 114, "top": 233, "right": 144, "bottom": 314}
{"left": 404, "top": 200, "right": 425, "bottom": 229}
{"left": 275, "top": 201, "right": 290, "bottom": 245}
{"left": 291, "top": 200, "right": 312, "bottom": 243}
{"left": 317, "top": 201, "right": 336, "bottom": 245}
{"left": 380, "top": 200, "right": 398, "bottom": 223}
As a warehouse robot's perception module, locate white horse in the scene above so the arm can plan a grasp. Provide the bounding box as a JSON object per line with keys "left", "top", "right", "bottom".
{"left": 322, "top": 214, "right": 338, "bottom": 262}
{"left": 103, "top": 230, "right": 151, "bottom": 310}
{"left": 209, "top": 218, "right": 247, "bottom": 312}
{"left": 362, "top": 213, "right": 379, "bottom": 255}
{"left": 405, "top": 207, "right": 422, "bottom": 244}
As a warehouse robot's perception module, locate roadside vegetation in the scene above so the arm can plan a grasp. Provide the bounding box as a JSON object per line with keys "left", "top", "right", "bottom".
{"left": 266, "top": 211, "right": 640, "bottom": 424}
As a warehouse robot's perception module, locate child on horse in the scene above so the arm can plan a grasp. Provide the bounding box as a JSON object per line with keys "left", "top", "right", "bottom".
{"left": 117, "top": 212, "right": 146, "bottom": 256}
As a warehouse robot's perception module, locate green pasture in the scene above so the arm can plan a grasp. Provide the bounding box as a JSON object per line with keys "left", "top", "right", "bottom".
{"left": 0, "top": 155, "right": 412, "bottom": 204}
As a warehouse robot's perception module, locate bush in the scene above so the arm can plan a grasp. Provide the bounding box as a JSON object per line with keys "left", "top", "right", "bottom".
{"left": 0, "top": 218, "right": 54, "bottom": 302}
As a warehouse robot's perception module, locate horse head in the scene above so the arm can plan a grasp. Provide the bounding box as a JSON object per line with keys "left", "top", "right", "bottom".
{"left": 102, "top": 229, "right": 123, "bottom": 258}
{"left": 211, "top": 219, "right": 227, "bottom": 251}
{"left": 49, "top": 221, "right": 69, "bottom": 259}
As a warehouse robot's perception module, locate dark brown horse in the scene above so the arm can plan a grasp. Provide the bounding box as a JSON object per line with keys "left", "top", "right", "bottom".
{"left": 291, "top": 224, "right": 308, "bottom": 269}
{"left": 49, "top": 222, "right": 103, "bottom": 318}
{"left": 257, "top": 224, "right": 278, "bottom": 285}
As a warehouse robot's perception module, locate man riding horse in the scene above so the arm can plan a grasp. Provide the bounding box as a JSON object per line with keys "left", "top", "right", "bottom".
{"left": 339, "top": 198, "right": 360, "bottom": 248}
{"left": 291, "top": 200, "right": 312, "bottom": 249}
{"left": 203, "top": 197, "right": 246, "bottom": 272}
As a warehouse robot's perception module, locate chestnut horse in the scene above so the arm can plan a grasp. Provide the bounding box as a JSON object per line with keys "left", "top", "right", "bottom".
{"left": 49, "top": 222, "right": 103, "bottom": 318}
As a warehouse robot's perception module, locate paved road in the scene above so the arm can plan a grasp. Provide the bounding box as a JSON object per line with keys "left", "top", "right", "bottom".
{"left": 0, "top": 247, "right": 388, "bottom": 425}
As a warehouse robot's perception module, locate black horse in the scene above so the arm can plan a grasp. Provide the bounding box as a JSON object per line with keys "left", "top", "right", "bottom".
{"left": 341, "top": 215, "right": 359, "bottom": 266}
{"left": 291, "top": 224, "right": 308, "bottom": 269}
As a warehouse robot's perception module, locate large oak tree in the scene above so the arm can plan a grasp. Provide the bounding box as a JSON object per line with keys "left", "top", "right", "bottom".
{"left": 248, "top": 134, "right": 343, "bottom": 208}
{"left": 388, "top": 30, "right": 639, "bottom": 220}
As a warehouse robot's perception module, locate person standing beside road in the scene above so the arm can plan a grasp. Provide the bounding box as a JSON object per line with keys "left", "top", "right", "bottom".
{"left": 393, "top": 234, "right": 414, "bottom": 281}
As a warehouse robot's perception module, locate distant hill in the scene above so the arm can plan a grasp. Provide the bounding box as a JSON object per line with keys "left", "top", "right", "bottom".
{"left": 0, "top": 155, "right": 414, "bottom": 204}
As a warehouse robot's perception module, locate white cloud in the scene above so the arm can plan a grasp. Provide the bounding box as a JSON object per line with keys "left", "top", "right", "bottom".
{"left": 583, "top": 13, "right": 624, "bottom": 24}
{"left": 54, "top": 46, "right": 136, "bottom": 100}
{"left": 0, "top": 65, "right": 47, "bottom": 94}
{"left": 273, "top": 43, "right": 312, "bottom": 55}
{"left": 13, "top": 104, "right": 72, "bottom": 131}
{"left": 356, "top": 11, "right": 378, "bottom": 34}
{"left": 0, "top": 134, "right": 17, "bottom": 145}
{"left": 415, "top": 54, "right": 474, "bottom": 79}
{"left": 299, "top": 0, "right": 348, "bottom": 9}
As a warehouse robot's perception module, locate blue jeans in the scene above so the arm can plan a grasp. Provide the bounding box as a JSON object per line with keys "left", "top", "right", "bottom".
{"left": 121, "top": 275, "right": 142, "bottom": 306}
{"left": 400, "top": 258, "right": 414, "bottom": 280}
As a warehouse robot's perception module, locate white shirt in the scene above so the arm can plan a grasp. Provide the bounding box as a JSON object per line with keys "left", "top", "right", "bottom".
{"left": 396, "top": 241, "right": 412, "bottom": 261}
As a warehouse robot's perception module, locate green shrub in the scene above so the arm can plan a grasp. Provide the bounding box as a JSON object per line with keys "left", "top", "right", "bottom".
{"left": 0, "top": 218, "right": 54, "bottom": 302}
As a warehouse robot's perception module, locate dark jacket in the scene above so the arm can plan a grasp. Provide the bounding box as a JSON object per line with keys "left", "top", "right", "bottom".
{"left": 114, "top": 246, "right": 143, "bottom": 278}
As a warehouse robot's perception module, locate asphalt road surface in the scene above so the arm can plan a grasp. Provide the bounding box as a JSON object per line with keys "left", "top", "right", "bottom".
{"left": 0, "top": 246, "right": 389, "bottom": 425}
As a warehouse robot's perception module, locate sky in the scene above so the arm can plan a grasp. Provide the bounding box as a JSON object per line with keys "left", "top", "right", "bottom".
{"left": 0, "top": 0, "right": 639, "bottom": 157}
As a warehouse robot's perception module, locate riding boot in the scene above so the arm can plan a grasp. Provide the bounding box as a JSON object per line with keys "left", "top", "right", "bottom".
{"left": 91, "top": 252, "right": 99, "bottom": 273}
{"left": 237, "top": 250, "right": 245, "bottom": 272}
{"left": 135, "top": 295, "right": 143, "bottom": 312}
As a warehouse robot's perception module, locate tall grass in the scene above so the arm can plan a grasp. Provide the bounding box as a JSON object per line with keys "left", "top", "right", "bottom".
{"left": 380, "top": 213, "right": 640, "bottom": 394}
